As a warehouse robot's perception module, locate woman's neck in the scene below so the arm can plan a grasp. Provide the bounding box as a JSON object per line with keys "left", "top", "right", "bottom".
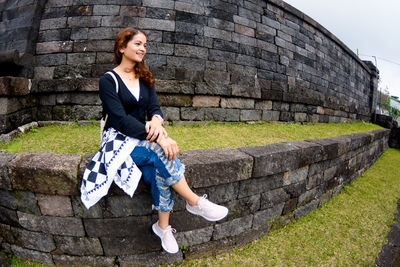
{"left": 116, "top": 58, "right": 137, "bottom": 74}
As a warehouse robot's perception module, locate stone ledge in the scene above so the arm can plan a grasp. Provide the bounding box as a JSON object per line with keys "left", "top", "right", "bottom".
{"left": 0, "top": 77, "right": 31, "bottom": 96}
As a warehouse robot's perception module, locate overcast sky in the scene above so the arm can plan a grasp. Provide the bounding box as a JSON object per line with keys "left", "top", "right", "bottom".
{"left": 283, "top": 0, "right": 400, "bottom": 97}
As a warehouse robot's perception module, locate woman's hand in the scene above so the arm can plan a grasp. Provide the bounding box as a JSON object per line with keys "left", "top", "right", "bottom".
{"left": 145, "top": 116, "right": 167, "bottom": 142}
{"left": 157, "top": 135, "right": 179, "bottom": 161}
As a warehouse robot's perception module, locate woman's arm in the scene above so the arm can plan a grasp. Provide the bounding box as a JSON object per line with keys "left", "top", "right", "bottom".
{"left": 99, "top": 75, "right": 148, "bottom": 139}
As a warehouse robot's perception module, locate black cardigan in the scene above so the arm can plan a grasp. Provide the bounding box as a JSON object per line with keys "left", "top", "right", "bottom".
{"left": 99, "top": 70, "right": 163, "bottom": 140}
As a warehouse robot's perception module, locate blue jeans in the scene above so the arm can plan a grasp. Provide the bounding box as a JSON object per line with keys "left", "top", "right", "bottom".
{"left": 130, "top": 140, "right": 185, "bottom": 212}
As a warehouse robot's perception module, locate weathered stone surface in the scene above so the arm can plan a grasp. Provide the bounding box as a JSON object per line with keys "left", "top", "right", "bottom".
{"left": 119, "top": 250, "right": 183, "bottom": 267}
{"left": 232, "top": 84, "right": 261, "bottom": 98}
{"left": 221, "top": 98, "right": 254, "bottom": 109}
{"left": 105, "top": 193, "right": 153, "bottom": 217}
{"left": 169, "top": 210, "right": 211, "bottom": 232}
{"left": 0, "top": 206, "right": 20, "bottom": 227}
{"left": 305, "top": 138, "right": 339, "bottom": 161}
{"left": 71, "top": 196, "right": 103, "bottom": 219}
{"left": 238, "top": 173, "right": 283, "bottom": 198}
{"left": 213, "top": 215, "right": 253, "bottom": 240}
{"left": 0, "top": 189, "right": 17, "bottom": 209}
{"left": 9, "top": 152, "right": 81, "bottom": 195}
{"left": 11, "top": 245, "right": 54, "bottom": 266}
{"left": 192, "top": 96, "right": 220, "bottom": 107}
{"left": 12, "top": 228, "right": 55, "bottom": 252}
{"left": 179, "top": 148, "right": 253, "bottom": 188}
{"left": 204, "top": 107, "right": 240, "bottom": 121}
{"left": 294, "top": 199, "right": 319, "bottom": 219}
{"left": 240, "top": 109, "right": 262, "bottom": 121}
{"left": 0, "top": 152, "right": 15, "bottom": 190}
{"left": 0, "top": 77, "right": 30, "bottom": 96}
{"left": 36, "top": 194, "right": 73, "bottom": 217}
{"left": 253, "top": 203, "right": 284, "bottom": 227}
{"left": 17, "top": 211, "right": 85, "bottom": 236}
{"left": 226, "top": 194, "right": 260, "bottom": 219}
{"left": 54, "top": 236, "right": 103, "bottom": 256}
{"left": 375, "top": 244, "right": 399, "bottom": 267}
{"left": 194, "top": 182, "right": 238, "bottom": 205}
{"left": 239, "top": 142, "right": 302, "bottom": 177}
{"left": 84, "top": 216, "right": 151, "bottom": 237}
{"left": 101, "top": 234, "right": 160, "bottom": 256}
{"left": 53, "top": 254, "right": 116, "bottom": 267}
{"left": 176, "top": 226, "right": 214, "bottom": 247}
{"left": 260, "top": 188, "right": 290, "bottom": 209}
{"left": 184, "top": 236, "right": 236, "bottom": 259}
{"left": 282, "top": 166, "right": 309, "bottom": 186}
{"left": 158, "top": 94, "right": 192, "bottom": 107}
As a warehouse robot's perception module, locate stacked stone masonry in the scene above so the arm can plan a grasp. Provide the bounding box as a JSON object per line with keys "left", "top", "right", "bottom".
{"left": 0, "top": 128, "right": 390, "bottom": 265}
{"left": 0, "top": 0, "right": 379, "bottom": 134}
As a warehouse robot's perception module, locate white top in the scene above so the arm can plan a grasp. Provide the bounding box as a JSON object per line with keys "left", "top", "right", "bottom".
{"left": 127, "top": 86, "right": 140, "bottom": 101}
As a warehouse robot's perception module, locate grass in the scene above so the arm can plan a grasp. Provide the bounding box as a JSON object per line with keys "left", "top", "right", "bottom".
{"left": 0, "top": 121, "right": 382, "bottom": 155}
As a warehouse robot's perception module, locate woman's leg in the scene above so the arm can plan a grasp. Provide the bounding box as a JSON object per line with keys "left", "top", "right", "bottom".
{"left": 158, "top": 210, "right": 170, "bottom": 229}
{"left": 171, "top": 175, "right": 199, "bottom": 206}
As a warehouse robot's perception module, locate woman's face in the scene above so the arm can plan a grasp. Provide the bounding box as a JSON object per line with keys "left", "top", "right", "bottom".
{"left": 120, "top": 32, "right": 147, "bottom": 63}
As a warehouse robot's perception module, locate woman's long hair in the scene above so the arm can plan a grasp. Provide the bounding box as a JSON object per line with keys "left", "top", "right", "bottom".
{"left": 114, "top": 28, "right": 154, "bottom": 88}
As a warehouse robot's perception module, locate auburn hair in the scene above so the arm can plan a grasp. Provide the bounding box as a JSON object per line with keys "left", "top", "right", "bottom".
{"left": 114, "top": 28, "right": 154, "bottom": 88}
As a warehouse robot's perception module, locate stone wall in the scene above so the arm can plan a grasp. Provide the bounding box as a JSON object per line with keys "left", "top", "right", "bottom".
{"left": 0, "top": 129, "right": 390, "bottom": 266}
{"left": 0, "top": 0, "right": 379, "bottom": 134}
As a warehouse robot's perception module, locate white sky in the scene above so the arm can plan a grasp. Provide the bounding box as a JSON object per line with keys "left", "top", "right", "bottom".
{"left": 283, "top": 0, "right": 400, "bottom": 97}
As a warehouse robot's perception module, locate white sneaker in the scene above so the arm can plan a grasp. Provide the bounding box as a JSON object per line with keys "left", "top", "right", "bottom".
{"left": 152, "top": 221, "right": 179, "bottom": 254}
{"left": 186, "top": 194, "right": 229, "bottom": 222}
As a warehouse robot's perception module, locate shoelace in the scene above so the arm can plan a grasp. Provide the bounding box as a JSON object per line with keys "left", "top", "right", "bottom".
{"left": 162, "top": 226, "right": 177, "bottom": 238}
{"left": 197, "top": 194, "right": 209, "bottom": 211}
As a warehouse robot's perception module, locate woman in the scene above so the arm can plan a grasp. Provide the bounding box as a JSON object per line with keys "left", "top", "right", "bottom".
{"left": 87, "top": 28, "right": 228, "bottom": 254}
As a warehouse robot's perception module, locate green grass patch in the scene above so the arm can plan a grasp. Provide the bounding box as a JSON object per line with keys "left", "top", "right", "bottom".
{"left": 177, "top": 148, "right": 400, "bottom": 266}
{"left": 0, "top": 122, "right": 382, "bottom": 155}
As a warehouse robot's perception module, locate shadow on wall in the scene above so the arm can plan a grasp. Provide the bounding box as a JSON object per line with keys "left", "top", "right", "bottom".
{"left": 0, "top": 0, "right": 379, "bottom": 135}
{"left": 0, "top": 128, "right": 390, "bottom": 265}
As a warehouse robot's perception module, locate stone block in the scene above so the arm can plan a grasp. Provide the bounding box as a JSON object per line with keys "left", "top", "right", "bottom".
{"left": 93, "top": 4, "right": 120, "bottom": 15}
{"left": 73, "top": 40, "right": 114, "bottom": 52}
{"left": 239, "top": 142, "right": 302, "bottom": 177}
{"left": 71, "top": 195, "right": 104, "bottom": 219}
{"left": 10, "top": 245, "right": 54, "bottom": 266}
{"left": 101, "top": 234, "right": 160, "bottom": 256}
{"left": 0, "top": 206, "right": 20, "bottom": 227}
{"left": 240, "top": 110, "right": 261, "bottom": 121}
{"left": 167, "top": 56, "right": 206, "bottom": 71}
{"left": 105, "top": 193, "right": 153, "bottom": 217}
{"left": 0, "top": 190, "right": 17, "bottom": 209}
{"left": 0, "top": 77, "right": 30, "bottom": 96}
{"left": 193, "top": 182, "right": 239, "bottom": 205}
{"left": 101, "top": 16, "right": 138, "bottom": 27}
{"left": 180, "top": 107, "right": 204, "bottom": 121}
{"left": 158, "top": 94, "right": 192, "bottom": 107}
{"left": 176, "top": 226, "right": 213, "bottom": 247}
{"left": 282, "top": 166, "right": 309, "bottom": 186}
{"left": 53, "top": 254, "right": 116, "bottom": 267}
{"left": 221, "top": 98, "right": 254, "bottom": 109}
{"left": 67, "top": 52, "right": 96, "bottom": 65}
{"left": 161, "top": 106, "right": 180, "bottom": 121}
{"left": 235, "top": 24, "right": 255, "bottom": 37}
{"left": 238, "top": 173, "right": 283, "bottom": 198}
{"left": 36, "top": 41, "right": 73, "bottom": 54}
{"left": 138, "top": 18, "right": 175, "bottom": 31}
{"left": 34, "top": 67, "right": 55, "bottom": 80}
{"left": 0, "top": 152, "right": 15, "bottom": 190}
{"left": 298, "top": 187, "right": 322, "bottom": 206}
{"left": 192, "top": 96, "right": 220, "bottom": 107}
{"left": 204, "top": 26, "right": 232, "bottom": 41}
{"left": 260, "top": 188, "right": 290, "bottom": 209}
{"left": 36, "top": 53, "right": 66, "bottom": 66}
{"left": 305, "top": 138, "right": 339, "bottom": 161}
{"left": 40, "top": 17, "right": 67, "bottom": 30}
{"left": 294, "top": 199, "right": 319, "bottom": 219}
{"left": 175, "top": 1, "right": 205, "bottom": 15}
{"left": 54, "top": 236, "right": 103, "bottom": 256}
{"left": 184, "top": 235, "right": 235, "bottom": 259}
{"left": 253, "top": 203, "right": 284, "bottom": 227}
{"left": 204, "top": 108, "right": 240, "bottom": 121}
{"left": 232, "top": 84, "right": 261, "bottom": 99}
{"left": 179, "top": 148, "right": 253, "bottom": 188}
{"left": 213, "top": 215, "right": 253, "bottom": 240}
{"left": 208, "top": 17, "right": 234, "bottom": 31}
{"left": 18, "top": 211, "right": 85, "bottom": 236}
{"left": 119, "top": 250, "right": 183, "bottom": 267}
{"left": 84, "top": 216, "right": 151, "bottom": 237}
{"left": 285, "top": 140, "right": 326, "bottom": 165}
{"left": 67, "top": 16, "right": 101, "bottom": 28}
{"left": 175, "top": 44, "right": 208, "bottom": 59}
{"left": 255, "top": 100, "right": 272, "bottom": 110}
{"left": 168, "top": 210, "right": 211, "bottom": 232}
{"left": 36, "top": 194, "right": 73, "bottom": 217}
{"left": 9, "top": 152, "right": 81, "bottom": 195}
{"left": 12, "top": 190, "right": 41, "bottom": 215}
{"left": 12, "top": 228, "right": 55, "bottom": 252}
{"left": 196, "top": 81, "right": 231, "bottom": 96}
{"left": 226, "top": 194, "right": 261, "bottom": 219}
{"left": 262, "top": 110, "right": 280, "bottom": 121}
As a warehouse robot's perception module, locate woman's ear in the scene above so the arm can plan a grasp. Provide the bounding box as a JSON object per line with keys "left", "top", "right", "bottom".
{"left": 119, "top": 48, "right": 125, "bottom": 54}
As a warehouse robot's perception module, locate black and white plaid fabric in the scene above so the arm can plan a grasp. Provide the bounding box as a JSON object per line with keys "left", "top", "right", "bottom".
{"left": 80, "top": 127, "right": 142, "bottom": 209}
